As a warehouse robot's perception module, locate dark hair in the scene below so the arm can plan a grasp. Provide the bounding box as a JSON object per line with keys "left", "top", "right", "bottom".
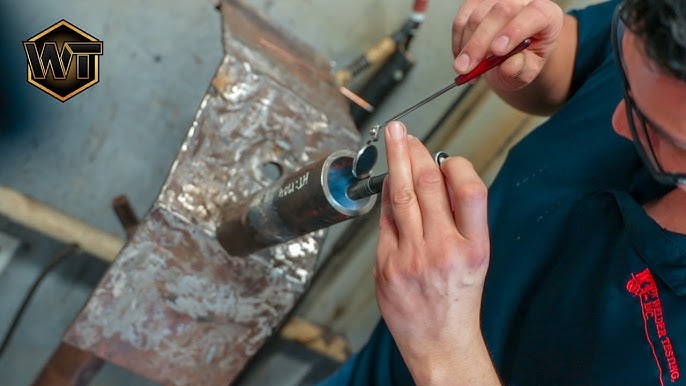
{"left": 620, "top": 0, "right": 686, "bottom": 81}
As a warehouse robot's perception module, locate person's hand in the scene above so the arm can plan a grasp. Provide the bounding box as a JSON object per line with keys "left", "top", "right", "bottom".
{"left": 452, "top": 0, "right": 564, "bottom": 91}
{"left": 375, "top": 121, "right": 497, "bottom": 384}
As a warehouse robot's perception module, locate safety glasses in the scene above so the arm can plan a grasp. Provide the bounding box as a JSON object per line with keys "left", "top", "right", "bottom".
{"left": 611, "top": 5, "right": 686, "bottom": 185}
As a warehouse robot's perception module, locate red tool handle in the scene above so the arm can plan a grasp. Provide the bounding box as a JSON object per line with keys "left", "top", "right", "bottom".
{"left": 455, "top": 38, "right": 532, "bottom": 86}
{"left": 413, "top": 0, "right": 429, "bottom": 13}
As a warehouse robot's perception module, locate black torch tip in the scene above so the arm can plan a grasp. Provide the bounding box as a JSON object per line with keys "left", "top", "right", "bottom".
{"left": 347, "top": 173, "right": 387, "bottom": 200}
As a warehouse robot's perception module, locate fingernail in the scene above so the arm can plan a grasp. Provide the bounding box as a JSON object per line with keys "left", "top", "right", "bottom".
{"left": 492, "top": 36, "right": 509, "bottom": 53}
{"left": 387, "top": 122, "right": 405, "bottom": 140}
{"left": 455, "top": 53, "right": 470, "bottom": 72}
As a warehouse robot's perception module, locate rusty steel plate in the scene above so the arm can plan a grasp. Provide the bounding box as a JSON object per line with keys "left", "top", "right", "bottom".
{"left": 63, "top": 1, "right": 359, "bottom": 384}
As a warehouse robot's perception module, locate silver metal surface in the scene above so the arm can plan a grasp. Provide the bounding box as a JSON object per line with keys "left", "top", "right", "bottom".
{"left": 216, "top": 150, "right": 376, "bottom": 256}
{"left": 434, "top": 151, "right": 449, "bottom": 166}
{"left": 62, "top": 0, "right": 359, "bottom": 384}
{"left": 351, "top": 80, "right": 456, "bottom": 177}
{"left": 352, "top": 143, "right": 378, "bottom": 179}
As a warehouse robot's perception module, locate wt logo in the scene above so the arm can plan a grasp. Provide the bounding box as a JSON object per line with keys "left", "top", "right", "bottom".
{"left": 23, "top": 20, "right": 103, "bottom": 102}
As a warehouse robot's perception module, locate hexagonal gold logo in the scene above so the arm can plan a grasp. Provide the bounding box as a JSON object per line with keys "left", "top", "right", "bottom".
{"left": 23, "top": 20, "right": 103, "bottom": 102}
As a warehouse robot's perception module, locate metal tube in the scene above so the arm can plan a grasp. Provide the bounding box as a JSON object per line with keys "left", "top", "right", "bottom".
{"left": 216, "top": 150, "right": 377, "bottom": 256}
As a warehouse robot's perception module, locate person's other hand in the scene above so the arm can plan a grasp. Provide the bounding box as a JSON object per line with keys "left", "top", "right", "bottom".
{"left": 452, "top": 0, "right": 564, "bottom": 91}
{"left": 375, "top": 121, "right": 491, "bottom": 383}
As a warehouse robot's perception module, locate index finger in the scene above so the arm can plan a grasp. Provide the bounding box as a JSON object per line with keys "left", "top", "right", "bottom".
{"left": 384, "top": 121, "right": 423, "bottom": 240}
{"left": 455, "top": 0, "right": 526, "bottom": 73}
{"left": 452, "top": 0, "right": 483, "bottom": 58}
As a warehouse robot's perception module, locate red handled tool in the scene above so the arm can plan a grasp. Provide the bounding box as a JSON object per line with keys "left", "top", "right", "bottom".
{"left": 380, "top": 38, "right": 532, "bottom": 126}
{"left": 352, "top": 38, "right": 532, "bottom": 179}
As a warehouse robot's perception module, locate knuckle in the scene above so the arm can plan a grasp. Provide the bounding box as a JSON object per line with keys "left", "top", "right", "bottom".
{"left": 505, "top": 23, "right": 524, "bottom": 40}
{"left": 415, "top": 168, "right": 444, "bottom": 192}
{"left": 527, "top": 0, "right": 550, "bottom": 19}
{"left": 433, "top": 239, "right": 460, "bottom": 266}
{"left": 376, "top": 246, "right": 426, "bottom": 282}
{"left": 405, "top": 255, "right": 424, "bottom": 276}
{"left": 433, "top": 254, "right": 454, "bottom": 273}
{"left": 467, "top": 1, "right": 492, "bottom": 31}
{"left": 430, "top": 239, "right": 490, "bottom": 281}
{"left": 390, "top": 187, "right": 417, "bottom": 209}
{"left": 376, "top": 263, "right": 397, "bottom": 284}
{"left": 469, "top": 241, "right": 491, "bottom": 263}
{"left": 467, "top": 11, "right": 485, "bottom": 31}
{"left": 378, "top": 212, "right": 395, "bottom": 231}
{"left": 453, "top": 15, "right": 468, "bottom": 32}
{"left": 489, "top": 2, "right": 512, "bottom": 18}
{"left": 467, "top": 243, "right": 491, "bottom": 272}
{"left": 454, "top": 181, "right": 488, "bottom": 203}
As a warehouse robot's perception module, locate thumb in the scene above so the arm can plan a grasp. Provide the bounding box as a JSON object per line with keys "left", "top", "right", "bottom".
{"left": 486, "top": 50, "right": 544, "bottom": 91}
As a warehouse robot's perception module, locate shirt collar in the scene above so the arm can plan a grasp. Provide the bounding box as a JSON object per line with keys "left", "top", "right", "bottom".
{"left": 612, "top": 190, "right": 686, "bottom": 296}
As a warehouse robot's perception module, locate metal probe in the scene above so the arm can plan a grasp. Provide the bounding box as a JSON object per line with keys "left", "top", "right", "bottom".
{"left": 374, "top": 39, "right": 531, "bottom": 140}
{"left": 352, "top": 38, "right": 532, "bottom": 179}
{"left": 379, "top": 38, "right": 532, "bottom": 135}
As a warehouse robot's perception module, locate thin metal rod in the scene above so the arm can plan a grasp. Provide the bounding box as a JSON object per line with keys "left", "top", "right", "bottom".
{"left": 374, "top": 38, "right": 532, "bottom": 136}
{"left": 384, "top": 81, "right": 457, "bottom": 125}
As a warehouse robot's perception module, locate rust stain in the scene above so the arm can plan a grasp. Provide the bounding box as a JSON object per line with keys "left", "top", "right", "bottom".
{"left": 63, "top": 0, "right": 358, "bottom": 384}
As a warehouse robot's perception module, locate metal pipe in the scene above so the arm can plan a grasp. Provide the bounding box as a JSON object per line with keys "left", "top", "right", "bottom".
{"left": 216, "top": 150, "right": 377, "bottom": 256}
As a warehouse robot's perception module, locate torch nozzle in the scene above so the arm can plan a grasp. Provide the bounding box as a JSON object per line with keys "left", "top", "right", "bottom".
{"left": 346, "top": 173, "right": 387, "bottom": 200}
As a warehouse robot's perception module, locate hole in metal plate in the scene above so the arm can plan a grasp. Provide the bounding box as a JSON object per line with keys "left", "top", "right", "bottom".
{"left": 261, "top": 161, "right": 283, "bottom": 182}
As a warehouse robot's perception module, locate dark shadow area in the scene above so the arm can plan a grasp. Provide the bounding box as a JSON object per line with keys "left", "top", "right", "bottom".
{"left": 0, "top": 3, "right": 41, "bottom": 135}
{"left": 0, "top": 216, "right": 110, "bottom": 308}
{"left": 234, "top": 334, "right": 342, "bottom": 386}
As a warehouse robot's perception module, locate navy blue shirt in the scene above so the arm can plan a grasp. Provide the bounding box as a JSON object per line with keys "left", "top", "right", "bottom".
{"left": 318, "top": 1, "right": 686, "bottom": 385}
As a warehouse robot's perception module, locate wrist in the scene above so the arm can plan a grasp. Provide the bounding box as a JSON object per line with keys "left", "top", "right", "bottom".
{"left": 403, "top": 332, "right": 500, "bottom": 386}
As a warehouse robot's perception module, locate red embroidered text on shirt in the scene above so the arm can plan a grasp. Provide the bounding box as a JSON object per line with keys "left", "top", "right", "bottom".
{"left": 627, "top": 268, "right": 681, "bottom": 384}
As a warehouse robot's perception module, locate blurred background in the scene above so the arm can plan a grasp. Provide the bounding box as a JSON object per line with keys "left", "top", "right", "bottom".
{"left": 0, "top": 0, "right": 599, "bottom": 384}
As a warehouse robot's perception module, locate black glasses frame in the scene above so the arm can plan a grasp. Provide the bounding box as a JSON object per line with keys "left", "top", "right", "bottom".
{"left": 611, "top": 5, "right": 686, "bottom": 186}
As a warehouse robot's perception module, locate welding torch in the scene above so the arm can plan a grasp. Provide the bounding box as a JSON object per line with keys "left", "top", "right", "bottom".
{"left": 335, "top": 0, "right": 428, "bottom": 87}
{"left": 338, "top": 0, "right": 429, "bottom": 124}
